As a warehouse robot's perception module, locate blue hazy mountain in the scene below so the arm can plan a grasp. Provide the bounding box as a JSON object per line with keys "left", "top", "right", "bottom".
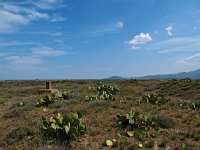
{"left": 104, "top": 76, "right": 128, "bottom": 80}
{"left": 106, "top": 69, "right": 200, "bottom": 80}
{"left": 136, "top": 69, "right": 200, "bottom": 79}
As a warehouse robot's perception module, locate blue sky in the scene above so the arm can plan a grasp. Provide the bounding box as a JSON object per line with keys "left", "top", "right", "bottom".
{"left": 1, "top": 0, "right": 200, "bottom": 79}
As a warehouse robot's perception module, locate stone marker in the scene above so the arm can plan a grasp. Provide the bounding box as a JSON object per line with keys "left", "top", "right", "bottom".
{"left": 38, "top": 81, "right": 59, "bottom": 94}
{"left": 46, "top": 81, "right": 51, "bottom": 89}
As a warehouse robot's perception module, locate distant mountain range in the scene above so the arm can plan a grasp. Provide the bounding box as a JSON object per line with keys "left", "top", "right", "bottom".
{"left": 105, "top": 69, "right": 200, "bottom": 80}
{"left": 104, "top": 76, "right": 128, "bottom": 80}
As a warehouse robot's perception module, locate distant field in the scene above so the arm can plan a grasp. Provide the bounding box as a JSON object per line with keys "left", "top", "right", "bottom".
{"left": 0, "top": 79, "right": 200, "bottom": 150}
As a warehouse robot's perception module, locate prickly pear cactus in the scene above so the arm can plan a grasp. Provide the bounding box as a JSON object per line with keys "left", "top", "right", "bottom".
{"left": 40, "top": 113, "right": 86, "bottom": 140}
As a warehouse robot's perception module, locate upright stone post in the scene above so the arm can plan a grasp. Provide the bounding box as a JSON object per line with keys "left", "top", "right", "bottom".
{"left": 38, "top": 81, "right": 58, "bottom": 94}
{"left": 46, "top": 81, "right": 51, "bottom": 89}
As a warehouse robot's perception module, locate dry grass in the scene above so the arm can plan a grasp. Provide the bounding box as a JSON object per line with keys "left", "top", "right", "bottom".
{"left": 0, "top": 79, "right": 200, "bottom": 149}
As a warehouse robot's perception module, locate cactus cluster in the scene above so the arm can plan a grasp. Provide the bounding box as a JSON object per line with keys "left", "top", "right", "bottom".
{"left": 180, "top": 101, "right": 200, "bottom": 110}
{"left": 139, "top": 94, "right": 170, "bottom": 106}
{"left": 97, "top": 82, "right": 119, "bottom": 95}
{"left": 85, "top": 82, "right": 119, "bottom": 101}
{"left": 117, "top": 110, "right": 157, "bottom": 131}
{"left": 40, "top": 113, "right": 86, "bottom": 140}
{"left": 180, "top": 78, "right": 192, "bottom": 82}
{"left": 36, "top": 91, "right": 70, "bottom": 107}
{"left": 117, "top": 110, "right": 159, "bottom": 139}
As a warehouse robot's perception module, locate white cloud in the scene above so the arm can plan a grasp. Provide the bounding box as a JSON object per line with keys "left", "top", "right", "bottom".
{"left": 31, "top": 0, "right": 65, "bottom": 10}
{"left": 1, "top": 44, "right": 70, "bottom": 79}
{"left": 0, "top": 10, "right": 29, "bottom": 33}
{"left": 1, "top": 45, "right": 68, "bottom": 77}
{"left": 128, "top": 33, "right": 152, "bottom": 49}
{"left": 1, "top": 45, "right": 67, "bottom": 59}
{"left": 5, "top": 56, "right": 43, "bottom": 65}
{"left": 51, "top": 13, "right": 67, "bottom": 22}
{"left": 0, "top": 1, "right": 66, "bottom": 33}
{"left": 3, "top": 55, "right": 46, "bottom": 78}
{"left": 177, "top": 53, "right": 200, "bottom": 67}
{"left": 2, "top": 3, "right": 49, "bottom": 20}
{"left": 49, "top": 32, "right": 62, "bottom": 36}
{"left": 149, "top": 37, "right": 200, "bottom": 53}
{"left": 31, "top": 46, "right": 67, "bottom": 57}
{"left": 2, "top": 3, "right": 28, "bottom": 14}
{"left": 27, "top": 9, "right": 49, "bottom": 20}
{"left": 0, "top": 41, "right": 37, "bottom": 47}
{"left": 115, "top": 21, "right": 123, "bottom": 28}
{"left": 28, "top": 31, "right": 62, "bottom": 36}
{"left": 165, "top": 26, "right": 173, "bottom": 36}
{"left": 81, "top": 21, "right": 124, "bottom": 36}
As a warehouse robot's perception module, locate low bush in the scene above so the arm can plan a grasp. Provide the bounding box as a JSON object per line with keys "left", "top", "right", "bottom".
{"left": 159, "top": 138, "right": 168, "bottom": 147}
{"left": 2, "top": 108, "right": 24, "bottom": 119}
{"left": 155, "top": 115, "right": 176, "bottom": 129}
{"left": 185, "top": 130, "right": 200, "bottom": 141}
{"left": 2, "top": 126, "right": 36, "bottom": 145}
{"left": 0, "top": 98, "right": 5, "bottom": 105}
{"left": 145, "top": 139, "right": 155, "bottom": 148}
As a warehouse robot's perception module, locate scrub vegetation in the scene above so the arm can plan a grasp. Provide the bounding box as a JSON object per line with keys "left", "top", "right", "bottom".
{"left": 0, "top": 79, "right": 200, "bottom": 149}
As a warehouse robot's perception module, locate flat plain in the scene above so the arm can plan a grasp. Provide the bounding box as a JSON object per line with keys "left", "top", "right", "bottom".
{"left": 0, "top": 79, "right": 200, "bottom": 150}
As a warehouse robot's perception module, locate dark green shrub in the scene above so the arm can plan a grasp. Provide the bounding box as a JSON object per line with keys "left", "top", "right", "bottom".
{"left": 194, "top": 134, "right": 200, "bottom": 141}
{"left": 49, "top": 100, "right": 70, "bottom": 109}
{"left": 2, "top": 108, "right": 24, "bottom": 119}
{"left": 159, "top": 138, "right": 168, "bottom": 147}
{"left": 87, "top": 100, "right": 109, "bottom": 108}
{"left": 186, "top": 130, "right": 200, "bottom": 141}
{"left": 0, "top": 99, "right": 5, "bottom": 105}
{"left": 145, "top": 139, "right": 155, "bottom": 148}
{"left": 171, "top": 133, "right": 177, "bottom": 141}
{"left": 155, "top": 115, "right": 175, "bottom": 129}
{"left": 3, "top": 126, "right": 36, "bottom": 145}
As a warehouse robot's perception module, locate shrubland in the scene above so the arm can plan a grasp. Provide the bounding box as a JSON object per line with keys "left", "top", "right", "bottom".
{"left": 0, "top": 79, "right": 200, "bottom": 149}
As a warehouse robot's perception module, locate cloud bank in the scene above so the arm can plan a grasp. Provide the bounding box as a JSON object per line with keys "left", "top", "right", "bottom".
{"left": 177, "top": 53, "right": 200, "bottom": 67}
{"left": 0, "top": 1, "right": 66, "bottom": 33}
